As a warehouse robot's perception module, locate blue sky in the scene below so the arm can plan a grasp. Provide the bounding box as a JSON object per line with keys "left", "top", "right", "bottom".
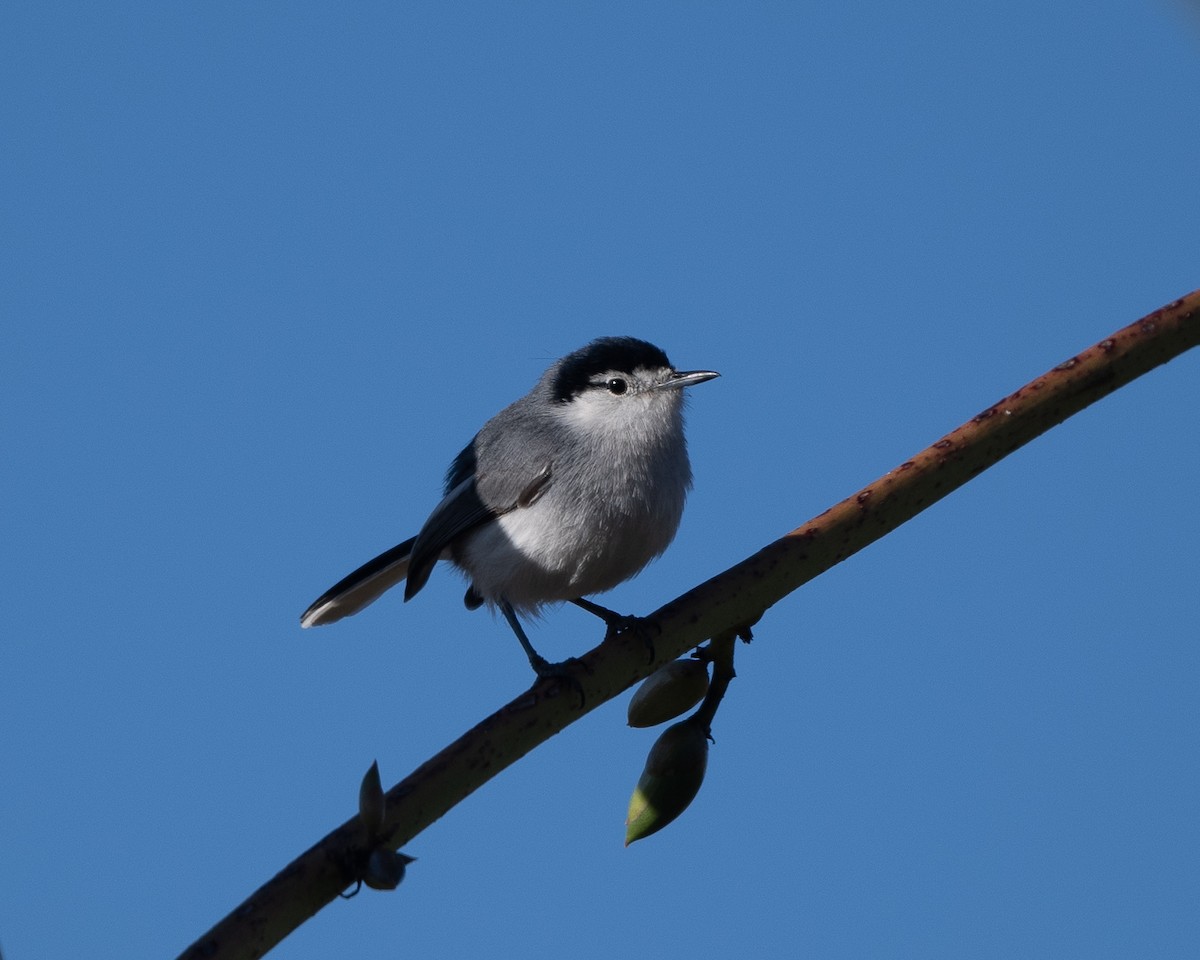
{"left": 3, "top": 2, "right": 1198, "bottom": 958}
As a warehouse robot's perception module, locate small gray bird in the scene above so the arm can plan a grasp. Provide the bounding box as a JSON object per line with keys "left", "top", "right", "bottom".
{"left": 300, "top": 337, "right": 718, "bottom": 677}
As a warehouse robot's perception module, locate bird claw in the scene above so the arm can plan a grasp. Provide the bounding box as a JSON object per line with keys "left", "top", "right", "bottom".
{"left": 600, "top": 612, "right": 643, "bottom": 642}
{"left": 529, "top": 655, "right": 588, "bottom": 707}
{"left": 570, "top": 597, "right": 654, "bottom": 653}
{"left": 622, "top": 617, "right": 660, "bottom": 665}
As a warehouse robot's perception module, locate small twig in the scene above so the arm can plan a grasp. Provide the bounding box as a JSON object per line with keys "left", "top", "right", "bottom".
{"left": 692, "top": 630, "right": 739, "bottom": 732}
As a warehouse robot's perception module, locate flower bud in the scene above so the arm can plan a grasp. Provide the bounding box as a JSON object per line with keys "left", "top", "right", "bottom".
{"left": 625, "top": 719, "right": 709, "bottom": 845}
{"left": 359, "top": 761, "right": 386, "bottom": 837}
{"left": 627, "top": 659, "right": 709, "bottom": 728}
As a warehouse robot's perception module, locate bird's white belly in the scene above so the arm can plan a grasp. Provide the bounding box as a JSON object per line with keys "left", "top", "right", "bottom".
{"left": 455, "top": 488, "right": 683, "bottom": 613}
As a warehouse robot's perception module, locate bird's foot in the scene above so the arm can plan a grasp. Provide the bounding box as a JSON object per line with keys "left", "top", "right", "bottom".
{"left": 529, "top": 655, "right": 588, "bottom": 707}
{"left": 570, "top": 598, "right": 659, "bottom": 663}
{"left": 571, "top": 598, "right": 638, "bottom": 638}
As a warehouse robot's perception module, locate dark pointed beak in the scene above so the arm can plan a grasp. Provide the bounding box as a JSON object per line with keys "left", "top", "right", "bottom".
{"left": 659, "top": 369, "right": 720, "bottom": 390}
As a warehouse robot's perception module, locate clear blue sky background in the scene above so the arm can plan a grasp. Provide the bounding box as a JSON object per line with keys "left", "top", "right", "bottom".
{"left": 3, "top": 2, "right": 1198, "bottom": 958}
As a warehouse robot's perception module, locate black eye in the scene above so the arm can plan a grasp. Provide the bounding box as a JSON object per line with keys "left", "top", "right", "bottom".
{"left": 606, "top": 377, "right": 628, "bottom": 395}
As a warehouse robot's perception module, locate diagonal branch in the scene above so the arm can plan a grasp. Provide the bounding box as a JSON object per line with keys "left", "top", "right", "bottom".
{"left": 180, "top": 289, "right": 1200, "bottom": 960}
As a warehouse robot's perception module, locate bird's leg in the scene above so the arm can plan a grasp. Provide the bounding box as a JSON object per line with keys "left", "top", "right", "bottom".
{"left": 500, "top": 600, "right": 585, "bottom": 702}
{"left": 570, "top": 597, "right": 657, "bottom": 663}
{"left": 499, "top": 600, "right": 551, "bottom": 671}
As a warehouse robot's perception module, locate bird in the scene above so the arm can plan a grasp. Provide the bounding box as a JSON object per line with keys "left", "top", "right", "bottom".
{"left": 300, "top": 336, "right": 718, "bottom": 679}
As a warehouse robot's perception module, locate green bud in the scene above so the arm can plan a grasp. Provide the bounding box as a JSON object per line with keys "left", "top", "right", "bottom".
{"left": 625, "top": 719, "right": 709, "bottom": 845}
{"left": 627, "top": 659, "right": 710, "bottom": 728}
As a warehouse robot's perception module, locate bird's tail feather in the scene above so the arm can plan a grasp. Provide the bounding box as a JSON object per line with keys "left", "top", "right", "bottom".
{"left": 300, "top": 536, "right": 417, "bottom": 628}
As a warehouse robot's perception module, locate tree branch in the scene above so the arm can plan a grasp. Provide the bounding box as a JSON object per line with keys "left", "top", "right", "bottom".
{"left": 179, "top": 289, "right": 1200, "bottom": 960}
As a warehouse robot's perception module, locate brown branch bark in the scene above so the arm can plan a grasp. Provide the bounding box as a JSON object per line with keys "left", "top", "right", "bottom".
{"left": 179, "top": 289, "right": 1200, "bottom": 960}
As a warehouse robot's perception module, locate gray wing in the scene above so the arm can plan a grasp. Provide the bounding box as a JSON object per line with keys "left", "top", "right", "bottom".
{"left": 405, "top": 424, "right": 555, "bottom": 600}
{"left": 403, "top": 475, "right": 498, "bottom": 599}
